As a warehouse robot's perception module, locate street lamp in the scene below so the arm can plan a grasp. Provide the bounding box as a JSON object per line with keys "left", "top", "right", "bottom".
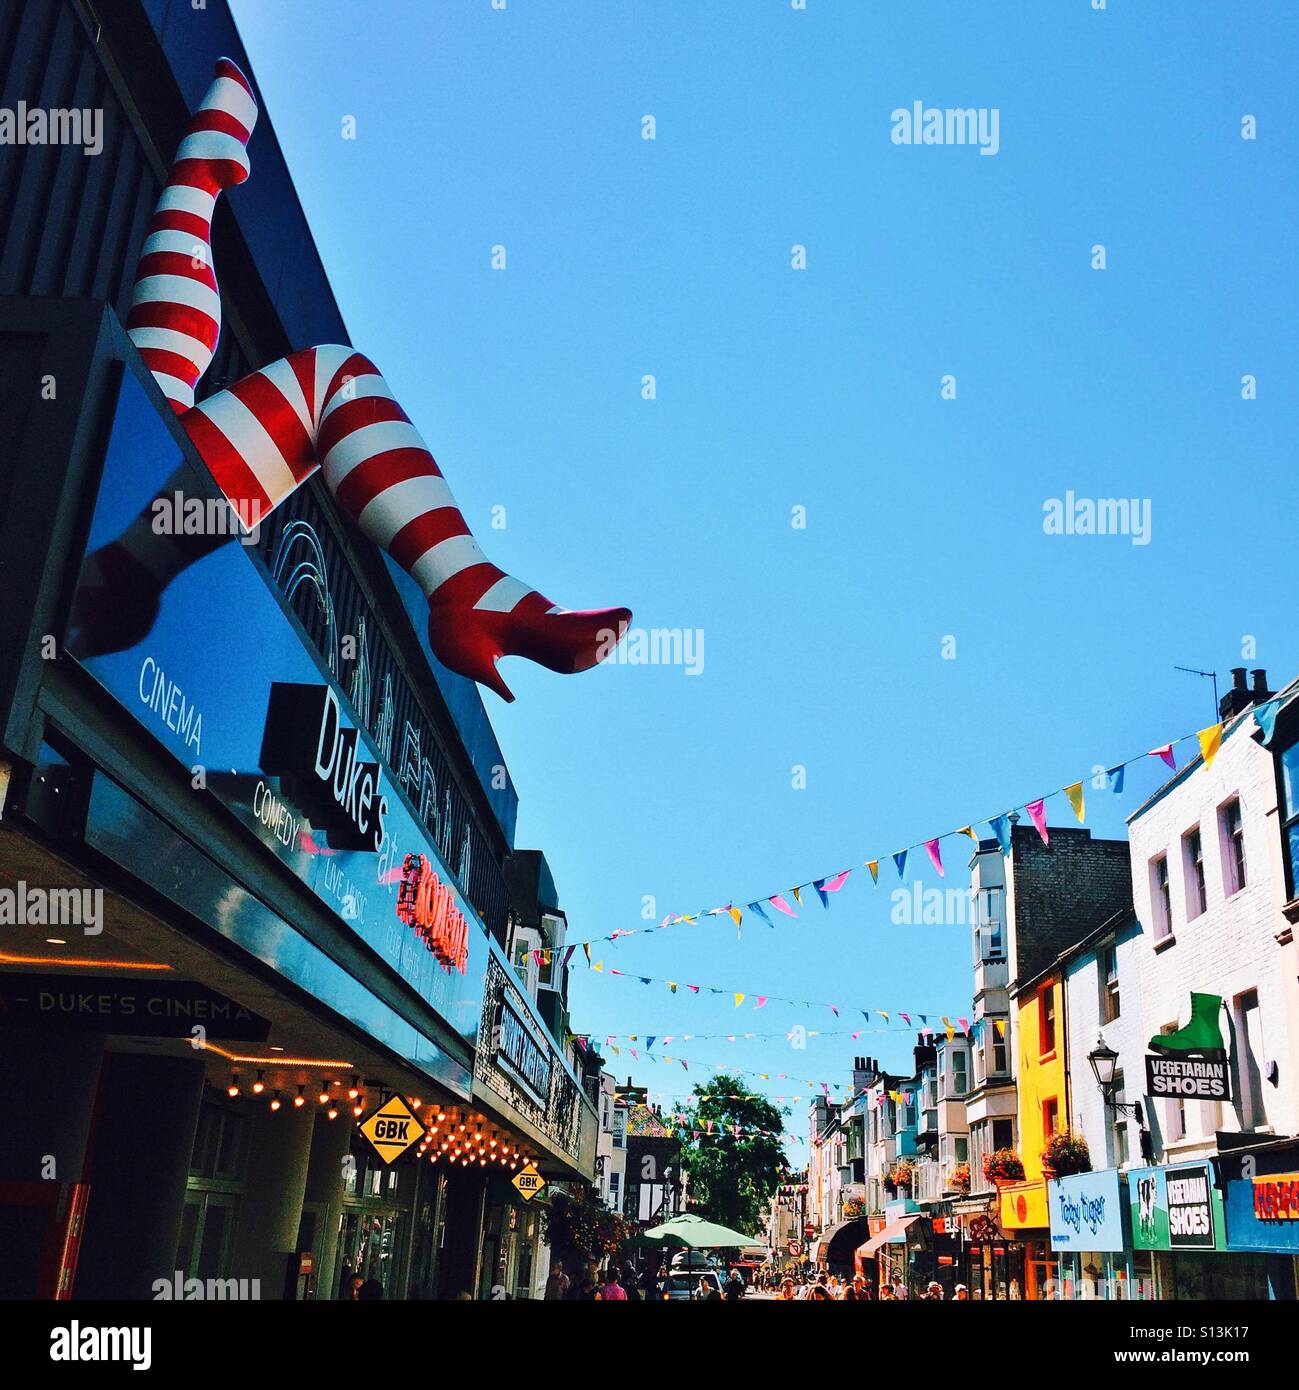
{"left": 1087, "top": 1037, "right": 1118, "bottom": 1092}
{"left": 1087, "top": 1036, "right": 1142, "bottom": 1120}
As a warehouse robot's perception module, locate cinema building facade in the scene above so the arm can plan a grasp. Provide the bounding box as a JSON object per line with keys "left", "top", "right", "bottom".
{"left": 0, "top": 0, "right": 595, "bottom": 1299}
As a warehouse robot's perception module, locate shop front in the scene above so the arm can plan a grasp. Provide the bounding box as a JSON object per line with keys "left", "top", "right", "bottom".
{"left": 998, "top": 1179, "right": 1052, "bottom": 1299}
{"left": 856, "top": 1209, "right": 924, "bottom": 1294}
{"left": 1125, "top": 1159, "right": 1266, "bottom": 1299}
{"left": 0, "top": 304, "right": 508, "bottom": 1300}
{"left": 468, "top": 951, "right": 598, "bottom": 1299}
{"left": 1047, "top": 1169, "right": 1141, "bottom": 1300}
{"left": 1216, "top": 1142, "right": 1299, "bottom": 1300}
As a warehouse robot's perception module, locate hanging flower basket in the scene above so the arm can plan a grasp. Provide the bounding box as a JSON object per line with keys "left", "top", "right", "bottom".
{"left": 1041, "top": 1132, "right": 1092, "bottom": 1179}
{"left": 887, "top": 1160, "right": 916, "bottom": 1192}
{"left": 950, "top": 1162, "right": 972, "bottom": 1195}
{"left": 982, "top": 1148, "right": 1025, "bottom": 1186}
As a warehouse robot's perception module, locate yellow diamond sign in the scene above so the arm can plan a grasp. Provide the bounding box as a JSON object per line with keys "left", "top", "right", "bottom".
{"left": 512, "top": 1162, "right": 546, "bottom": 1202}
{"left": 359, "top": 1094, "right": 423, "bottom": 1165}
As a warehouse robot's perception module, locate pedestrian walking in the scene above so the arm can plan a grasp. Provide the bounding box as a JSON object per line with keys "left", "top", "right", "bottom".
{"left": 924, "top": 1281, "right": 944, "bottom": 1301}
{"left": 599, "top": 1267, "right": 627, "bottom": 1300}
{"left": 544, "top": 1264, "right": 570, "bottom": 1301}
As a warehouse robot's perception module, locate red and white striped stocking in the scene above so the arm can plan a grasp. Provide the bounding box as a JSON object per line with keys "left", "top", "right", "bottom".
{"left": 76, "top": 59, "right": 629, "bottom": 703}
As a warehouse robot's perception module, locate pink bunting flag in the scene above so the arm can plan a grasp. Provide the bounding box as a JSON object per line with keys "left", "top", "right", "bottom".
{"left": 924, "top": 838, "right": 944, "bottom": 877}
{"left": 687, "top": 985, "right": 700, "bottom": 993}
{"left": 755, "top": 996, "right": 769, "bottom": 1009}
{"left": 609, "top": 968, "right": 625, "bottom": 976}
{"left": 900, "top": 1013, "right": 911, "bottom": 1025}
{"left": 1149, "top": 743, "right": 1177, "bottom": 771}
{"left": 958, "top": 1016, "right": 970, "bottom": 1032}
{"left": 822, "top": 870, "right": 850, "bottom": 893}
{"left": 828, "top": 1004, "right": 839, "bottom": 1017}
{"left": 769, "top": 894, "right": 797, "bottom": 917}
{"left": 1025, "top": 798, "right": 1049, "bottom": 845}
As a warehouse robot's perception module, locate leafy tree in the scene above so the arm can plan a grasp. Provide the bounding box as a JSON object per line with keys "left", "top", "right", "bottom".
{"left": 676, "top": 1074, "right": 788, "bottom": 1235}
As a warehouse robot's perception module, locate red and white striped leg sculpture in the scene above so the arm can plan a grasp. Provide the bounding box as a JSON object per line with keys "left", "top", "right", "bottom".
{"left": 77, "top": 59, "right": 630, "bottom": 702}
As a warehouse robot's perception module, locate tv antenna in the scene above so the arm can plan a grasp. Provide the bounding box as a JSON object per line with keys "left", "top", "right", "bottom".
{"left": 1173, "top": 665, "right": 1219, "bottom": 720}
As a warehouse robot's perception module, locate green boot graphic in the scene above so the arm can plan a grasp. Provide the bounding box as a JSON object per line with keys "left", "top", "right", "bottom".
{"left": 1148, "top": 993, "right": 1225, "bottom": 1058}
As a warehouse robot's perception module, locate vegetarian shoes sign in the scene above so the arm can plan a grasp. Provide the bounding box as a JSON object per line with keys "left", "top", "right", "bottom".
{"left": 1130, "top": 1163, "right": 1223, "bottom": 1252}
{"left": 1145, "top": 992, "right": 1231, "bottom": 1101}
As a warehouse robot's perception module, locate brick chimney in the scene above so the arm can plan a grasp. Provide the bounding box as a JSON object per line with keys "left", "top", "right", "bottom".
{"left": 1220, "top": 667, "right": 1252, "bottom": 721}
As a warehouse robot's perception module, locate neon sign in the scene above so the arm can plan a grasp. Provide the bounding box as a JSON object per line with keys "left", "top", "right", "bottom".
{"left": 396, "top": 854, "right": 469, "bottom": 975}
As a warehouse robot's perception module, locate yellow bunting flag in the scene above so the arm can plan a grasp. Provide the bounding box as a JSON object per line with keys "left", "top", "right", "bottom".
{"left": 583, "top": 943, "right": 591, "bottom": 964}
{"left": 878, "top": 1010, "right": 889, "bottom": 1022}
{"left": 1198, "top": 723, "right": 1223, "bottom": 769}
{"left": 593, "top": 960, "right": 603, "bottom": 972}
{"left": 668, "top": 981, "right": 677, "bottom": 993}
{"left": 734, "top": 993, "right": 746, "bottom": 1008}
{"left": 792, "top": 887, "right": 803, "bottom": 905}
{"left": 728, "top": 906, "right": 742, "bottom": 929}
{"left": 1064, "top": 781, "right": 1085, "bottom": 823}
{"left": 866, "top": 861, "right": 879, "bottom": 883}
{"left": 957, "top": 825, "right": 977, "bottom": 841}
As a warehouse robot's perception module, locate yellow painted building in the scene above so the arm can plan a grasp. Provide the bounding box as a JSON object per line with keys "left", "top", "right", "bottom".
{"left": 999, "top": 968, "right": 1069, "bottom": 1299}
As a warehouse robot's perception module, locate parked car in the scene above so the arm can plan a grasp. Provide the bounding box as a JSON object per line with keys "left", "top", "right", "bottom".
{"left": 661, "top": 1270, "right": 724, "bottom": 1301}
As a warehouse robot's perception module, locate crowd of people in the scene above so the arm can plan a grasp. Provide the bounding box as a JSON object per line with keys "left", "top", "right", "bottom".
{"left": 763, "top": 1271, "right": 971, "bottom": 1301}
{"left": 542, "top": 1261, "right": 751, "bottom": 1300}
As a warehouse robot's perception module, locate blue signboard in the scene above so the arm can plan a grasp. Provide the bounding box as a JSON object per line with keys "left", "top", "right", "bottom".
{"left": 1223, "top": 1172, "right": 1299, "bottom": 1254}
{"left": 66, "top": 370, "right": 487, "bottom": 1060}
{"left": 1048, "top": 1168, "right": 1126, "bottom": 1252}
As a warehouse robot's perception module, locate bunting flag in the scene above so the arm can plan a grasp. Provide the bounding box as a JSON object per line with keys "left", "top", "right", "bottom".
{"left": 988, "top": 814, "right": 1013, "bottom": 856}
{"left": 1254, "top": 698, "right": 1282, "bottom": 745}
{"left": 565, "top": 712, "right": 1275, "bottom": 950}
{"left": 1149, "top": 743, "right": 1176, "bottom": 770}
{"left": 579, "top": 957, "right": 955, "bottom": 1020}
{"left": 583, "top": 943, "right": 591, "bottom": 965}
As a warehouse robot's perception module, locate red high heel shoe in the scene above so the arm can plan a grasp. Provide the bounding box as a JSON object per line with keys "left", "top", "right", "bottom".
{"left": 427, "top": 592, "right": 632, "bottom": 702}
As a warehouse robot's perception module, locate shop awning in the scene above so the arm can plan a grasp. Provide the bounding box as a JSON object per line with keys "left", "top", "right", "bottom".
{"left": 812, "top": 1216, "right": 867, "bottom": 1265}
{"left": 856, "top": 1213, "right": 924, "bottom": 1258}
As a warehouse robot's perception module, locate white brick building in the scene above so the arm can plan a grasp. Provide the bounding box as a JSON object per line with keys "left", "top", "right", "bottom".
{"left": 1062, "top": 912, "right": 1147, "bottom": 1171}
{"left": 1127, "top": 677, "right": 1299, "bottom": 1162}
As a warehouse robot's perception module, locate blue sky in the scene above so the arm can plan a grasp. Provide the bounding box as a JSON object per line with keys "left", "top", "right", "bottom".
{"left": 230, "top": 0, "right": 1299, "bottom": 1144}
